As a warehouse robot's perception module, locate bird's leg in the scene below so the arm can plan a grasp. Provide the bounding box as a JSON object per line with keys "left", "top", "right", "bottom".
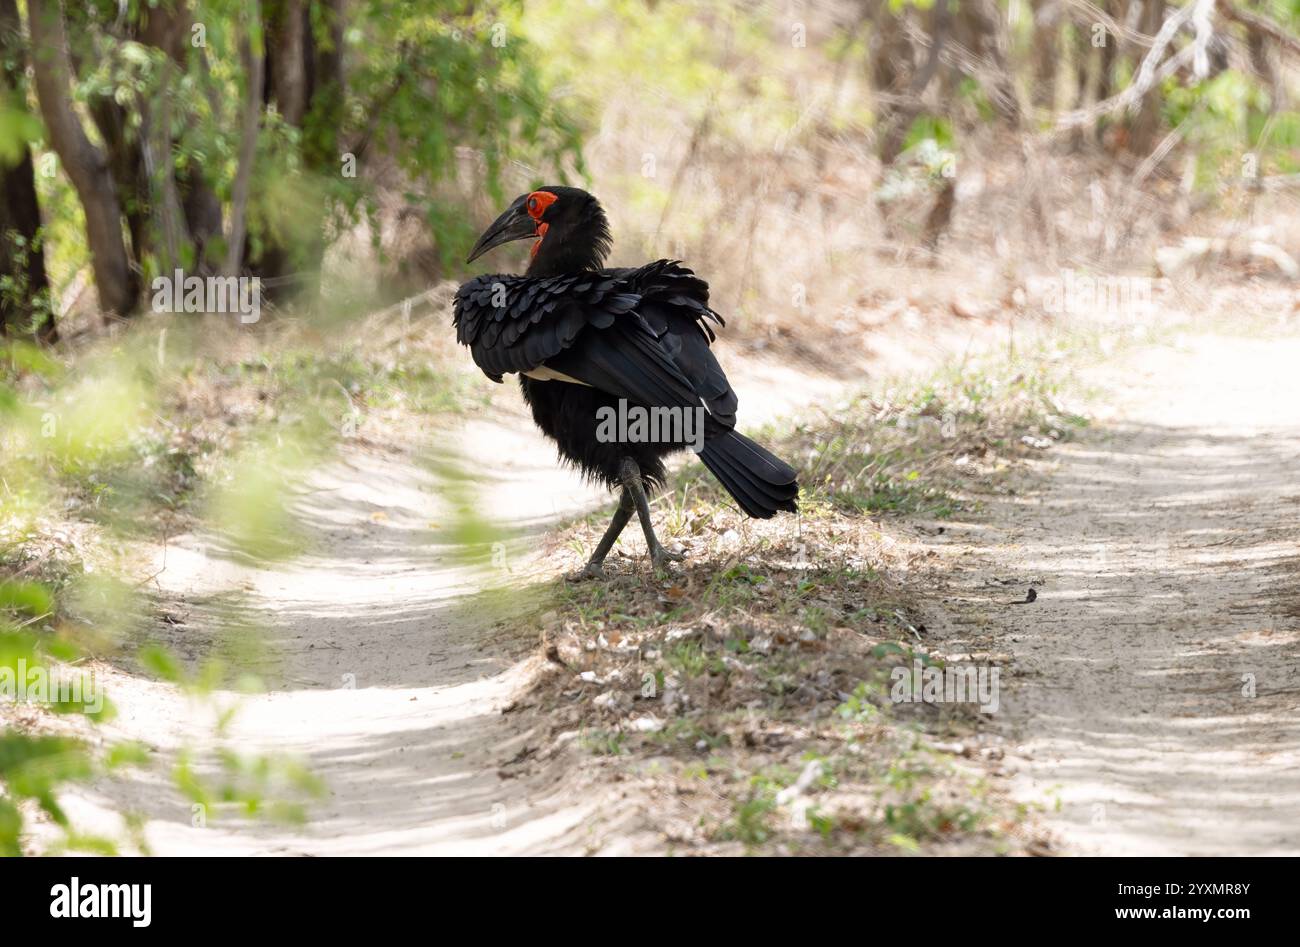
{"left": 570, "top": 490, "right": 634, "bottom": 581}
{"left": 618, "top": 456, "right": 685, "bottom": 571}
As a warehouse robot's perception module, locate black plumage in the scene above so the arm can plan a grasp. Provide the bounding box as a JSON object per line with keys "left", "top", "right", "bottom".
{"left": 454, "top": 186, "right": 798, "bottom": 575}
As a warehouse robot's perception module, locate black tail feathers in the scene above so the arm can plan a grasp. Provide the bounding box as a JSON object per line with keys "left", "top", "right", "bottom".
{"left": 698, "top": 430, "right": 799, "bottom": 519}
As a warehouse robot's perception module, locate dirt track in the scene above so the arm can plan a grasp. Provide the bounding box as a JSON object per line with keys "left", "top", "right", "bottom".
{"left": 942, "top": 333, "right": 1300, "bottom": 854}
{"left": 53, "top": 417, "right": 603, "bottom": 854}
{"left": 43, "top": 355, "right": 830, "bottom": 855}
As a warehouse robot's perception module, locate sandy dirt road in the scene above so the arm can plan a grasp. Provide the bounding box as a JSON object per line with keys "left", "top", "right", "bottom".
{"left": 55, "top": 415, "right": 609, "bottom": 855}
{"left": 940, "top": 332, "right": 1300, "bottom": 855}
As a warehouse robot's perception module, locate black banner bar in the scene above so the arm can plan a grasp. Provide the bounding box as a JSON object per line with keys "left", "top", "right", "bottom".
{"left": 0, "top": 855, "right": 1286, "bottom": 933}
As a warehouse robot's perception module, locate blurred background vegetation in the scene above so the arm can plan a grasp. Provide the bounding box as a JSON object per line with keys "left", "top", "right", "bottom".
{"left": 3, "top": 0, "right": 1298, "bottom": 339}
{"left": 2, "top": 0, "right": 1298, "bottom": 853}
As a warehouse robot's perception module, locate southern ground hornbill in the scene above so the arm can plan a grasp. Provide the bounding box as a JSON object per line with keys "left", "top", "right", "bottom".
{"left": 454, "top": 186, "right": 798, "bottom": 577}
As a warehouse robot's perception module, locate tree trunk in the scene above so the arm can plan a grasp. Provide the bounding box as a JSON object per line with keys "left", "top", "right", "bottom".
{"left": 140, "top": 0, "right": 224, "bottom": 273}
{"left": 226, "top": 6, "right": 265, "bottom": 279}
{"left": 0, "top": 0, "right": 54, "bottom": 341}
{"left": 245, "top": 0, "right": 305, "bottom": 291}
{"left": 1128, "top": 0, "right": 1166, "bottom": 155}
{"left": 268, "top": 0, "right": 308, "bottom": 126}
{"left": 871, "top": 0, "right": 949, "bottom": 166}
{"left": 27, "top": 0, "right": 138, "bottom": 318}
{"left": 1097, "top": 0, "right": 1117, "bottom": 104}
{"left": 1245, "top": 0, "right": 1285, "bottom": 113}
{"left": 952, "top": 0, "right": 1021, "bottom": 126}
{"left": 868, "top": 0, "right": 912, "bottom": 99}
{"left": 305, "top": 0, "right": 346, "bottom": 171}
{"left": 1030, "top": 0, "right": 1059, "bottom": 109}
{"left": 88, "top": 96, "right": 150, "bottom": 265}
{"left": 249, "top": 0, "right": 346, "bottom": 301}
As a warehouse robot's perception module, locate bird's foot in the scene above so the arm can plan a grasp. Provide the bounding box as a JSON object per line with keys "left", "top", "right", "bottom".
{"left": 567, "top": 561, "right": 607, "bottom": 582}
{"left": 650, "top": 544, "right": 686, "bottom": 571}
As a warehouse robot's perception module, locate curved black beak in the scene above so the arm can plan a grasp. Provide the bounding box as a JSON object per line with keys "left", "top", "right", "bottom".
{"left": 466, "top": 197, "right": 535, "bottom": 264}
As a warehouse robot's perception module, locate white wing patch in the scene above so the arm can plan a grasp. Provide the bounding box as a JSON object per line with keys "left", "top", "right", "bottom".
{"left": 522, "top": 365, "right": 591, "bottom": 386}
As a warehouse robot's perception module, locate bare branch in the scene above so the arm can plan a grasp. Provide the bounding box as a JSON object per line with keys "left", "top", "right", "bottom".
{"left": 1191, "top": 0, "right": 1217, "bottom": 79}
{"left": 1053, "top": 0, "right": 1202, "bottom": 134}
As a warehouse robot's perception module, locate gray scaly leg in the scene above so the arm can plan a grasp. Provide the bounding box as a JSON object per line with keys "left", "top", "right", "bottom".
{"left": 618, "top": 456, "right": 685, "bottom": 571}
{"left": 569, "top": 489, "right": 634, "bottom": 581}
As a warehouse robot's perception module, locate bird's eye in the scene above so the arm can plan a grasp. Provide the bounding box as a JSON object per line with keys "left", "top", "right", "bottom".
{"left": 527, "top": 197, "right": 538, "bottom": 214}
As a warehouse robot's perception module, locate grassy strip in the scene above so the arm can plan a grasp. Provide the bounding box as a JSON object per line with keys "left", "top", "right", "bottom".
{"left": 523, "top": 346, "right": 1085, "bottom": 854}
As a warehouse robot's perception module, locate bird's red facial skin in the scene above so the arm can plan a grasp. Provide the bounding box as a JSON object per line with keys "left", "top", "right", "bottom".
{"left": 525, "top": 190, "right": 558, "bottom": 222}
{"left": 526, "top": 191, "right": 557, "bottom": 259}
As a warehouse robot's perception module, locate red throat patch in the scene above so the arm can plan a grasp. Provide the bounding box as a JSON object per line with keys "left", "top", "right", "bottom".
{"left": 530, "top": 222, "right": 549, "bottom": 259}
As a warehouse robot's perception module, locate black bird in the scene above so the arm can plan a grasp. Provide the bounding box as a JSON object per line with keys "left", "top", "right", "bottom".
{"left": 454, "top": 186, "right": 798, "bottom": 577}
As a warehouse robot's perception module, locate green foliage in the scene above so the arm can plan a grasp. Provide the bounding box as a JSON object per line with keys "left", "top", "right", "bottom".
{"left": 1154, "top": 58, "right": 1300, "bottom": 187}
{"left": 579, "top": 727, "right": 626, "bottom": 756}
{"left": 292, "top": 0, "right": 588, "bottom": 271}
{"left": 0, "top": 92, "right": 42, "bottom": 167}
{"left": 836, "top": 682, "right": 882, "bottom": 724}
{"left": 15, "top": 0, "right": 588, "bottom": 308}
{"left": 881, "top": 752, "right": 984, "bottom": 845}
{"left": 902, "top": 114, "right": 954, "bottom": 152}
{"left": 0, "top": 580, "right": 54, "bottom": 618}
{"left": 0, "top": 611, "right": 133, "bottom": 854}
{"left": 0, "top": 324, "right": 360, "bottom": 854}
{"left": 876, "top": 116, "right": 956, "bottom": 203}
{"left": 719, "top": 778, "right": 779, "bottom": 846}
{"left": 0, "top": 230, "right": 57, "bottom": 336}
